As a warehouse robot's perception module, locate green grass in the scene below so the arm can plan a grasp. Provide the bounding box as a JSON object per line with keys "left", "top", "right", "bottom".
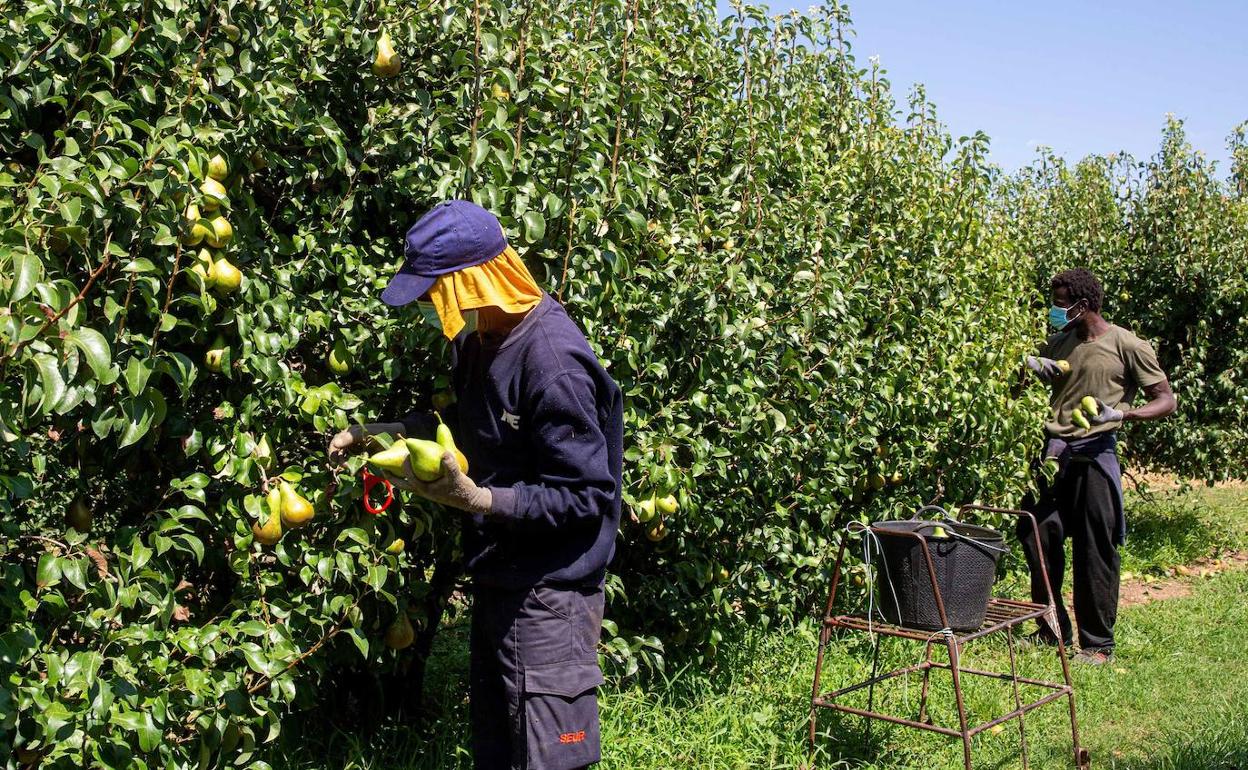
{"left": 281, "top": 485, "right": 1248, "bottom": 769}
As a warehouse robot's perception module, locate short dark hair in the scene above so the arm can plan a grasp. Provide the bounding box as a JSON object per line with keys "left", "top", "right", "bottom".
{"left": 1051, "top": 268, "right": 1103, "bottom": 312}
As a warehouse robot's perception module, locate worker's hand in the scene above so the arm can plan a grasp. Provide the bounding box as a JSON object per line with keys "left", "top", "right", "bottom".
{"left": 386, "top": 452, "right": 493, "bottom": 515}
{"left": 328, "top": 426, "right": 366, "bottom": 465}
{"left": 1024, "top": 356, "right": 1065, "bottom": 383}
{"left": 1086, "top": 398, "right": 1125, "bottom": 425}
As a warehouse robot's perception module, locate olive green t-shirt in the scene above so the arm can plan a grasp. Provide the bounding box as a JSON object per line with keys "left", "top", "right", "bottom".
{"left": 1040, "top": 324, "right": 1167, "bottom": 438}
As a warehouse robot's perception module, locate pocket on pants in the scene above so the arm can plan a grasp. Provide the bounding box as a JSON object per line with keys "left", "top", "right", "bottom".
{"left": 523, "top": 661, "right": 604, "bottom": 770}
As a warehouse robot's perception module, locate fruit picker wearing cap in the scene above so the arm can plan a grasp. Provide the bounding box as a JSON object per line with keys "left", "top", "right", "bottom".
{"left": 1018, "top": 268, "right": 1176, "bottom": 666}
{"left": 328, "top": 200, "right": 622, "bottom": 770}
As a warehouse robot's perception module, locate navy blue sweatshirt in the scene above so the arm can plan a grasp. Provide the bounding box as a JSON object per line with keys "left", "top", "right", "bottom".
{"left": 403, "top": 294, "right": 622, "bottom": 588}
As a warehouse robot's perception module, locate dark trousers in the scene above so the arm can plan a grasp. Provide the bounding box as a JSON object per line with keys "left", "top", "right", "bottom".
{"left": 1019, "top": 459, "right": 1121, "bottom": 651}
{"left": 470, "top": 584, "right": 605, "bottom": 770}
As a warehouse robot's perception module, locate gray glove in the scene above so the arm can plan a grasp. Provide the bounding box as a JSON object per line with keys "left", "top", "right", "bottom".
{"left": 1087, "top": 398, "right": 1125, "bottom": 424}
{"left": 1025, "top": 356, "right": 1065, "bottom": 383}
{"left": 385, "top": 452, "right": 493, "bottom": 515}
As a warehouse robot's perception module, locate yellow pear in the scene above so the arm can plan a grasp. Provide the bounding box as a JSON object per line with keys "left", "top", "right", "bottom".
{"left": 66, "top": 496, "right": 93, "bottom": 533}
{"left": 278, "top": 480, "right": 314, "bottom": 528}
{"left": 645, "top": 520, "right": 669, "bottom": 542}
{"left": 207, "top": 154, "right": 229, "bottom": 181}
{"left": 403, "top": 438, "right": 448, "bottom": 482}
{"left": 204, "top": 335, "right": 227, "bottom": 373}
{"left": 384, "top": 611, "right": 415, "bottom": 649}
{"left": 252, "top": 487, "right": 283, "bottom": 545}
{"left": 327, "top": 340, "right": 352, "bottom": 375}
{"left": 435, "top": 421, "right": 468, "bottom": 474}
{"left": 205, "top": 216, "right": 233, "bottom": 248}
{"left": 1071, "top": 409, "right": 1091, "bottom": 430}
{"left": 182, "top": 203, "right": 210, "bottom": 246}
{"left": 200, "top": 177, "right": 228, "bottom": 210}
{"left": 385, "top": 538, "right": 405, "bottom": 555}
{"left": 372, "top": 30, "right": 400, "bottom": 77}
{"left": 209, "top": 257, "right": 242, "bottom": 293}
{"left": 367, "top": 442, "right": 410, "bottom": 476}
{"left": 1055, "top": 360, "right": 1071, "bottom": 374}
{"left": 657, "top": 494, "right": 679, "bottom": 515}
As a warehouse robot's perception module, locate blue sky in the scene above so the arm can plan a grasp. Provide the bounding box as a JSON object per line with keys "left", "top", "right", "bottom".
{"left": 716, "top": 1, "right": 1247, "bottom": 172}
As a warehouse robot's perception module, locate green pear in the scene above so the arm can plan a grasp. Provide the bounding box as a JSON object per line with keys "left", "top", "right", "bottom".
{"left": 205, "top": 216, "right": 233, "bottom": 248}
{"left": 657, "top": 494, "right": 679, "bottom": 515}
{"left": 636, "top": 496, "right": 657, "bottom": 523}
{"left": 1081, "top": 396, "right": 1100, "bottom": 416}
{"left": 930, "top": 525, "right": 948, "bottom": 539}
{"left": 368, "top": 442, "right": 411, "bottom": 476}
{"left": 279, "top": 480, "right": 314, "bottom": 528}
{"left": 66, "top": 496, "right": 93, "bottom": 533}
{"left": 204, "top": 335, "right": 227, "bottom": 373}
{"left": 1071, "top": 409, "right": 1091, "bottom": 430}
{"left": 385, "top": 538, "right": 405, "bottom": 555}
{"left": 404, "top": 438, "right": 448, "bottom": 482}
{"left": 200, "top": 177, "right": 228, "bottom": 210}
{"left": 207, "top": 154, "right": 229, "bottom": 181}
{"left": 385, "top": 611, "right": 414, "bottom": 649}
{"left": 1055, "top": 360, "right": 1071, "bottom": 374}
{"left": 372, "top": 30, "right": 400, "bottom": 77}
{"left": 209, "top": 257, "right": 242, "bottom": 293}
{"left": 435, "top": 420, "right": 468, "bottom": 473}
{"left": 327, "top": 340, "right": 352, "bottom": 375}
{"left": 182, "top": 203, "right": 210, "bottom": 246}
{"left": 252, "top": 435, "right": 273, "bottom": 469}
{"left": 252, "top": 487, "right": 283, "bottom": 545}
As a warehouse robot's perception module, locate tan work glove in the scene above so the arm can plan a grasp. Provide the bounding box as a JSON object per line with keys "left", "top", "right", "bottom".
{"left": 385, "top": 452, "right": 493, "bottom": 515}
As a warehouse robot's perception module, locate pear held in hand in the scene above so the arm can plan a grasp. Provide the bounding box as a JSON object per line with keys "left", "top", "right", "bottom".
{"left": 435, "top": 420, "right": 469, "bottom": 474}
{"left": 404, "top": 438, "right": 449, "bottom": 482}
{"left": 252, "top": 486, "right": 284, "bottom": 545}
{"left": 372, "top": 30, "right": 401, "bottom": 78}
{"left": 368, "top": 442, "right": 411, "bottom": 476}
{"left": 279, "top": 480, "right": 315, "bottom": 528}
{"left": 1081, "top": 396, "right": 1100, "bottom": 416}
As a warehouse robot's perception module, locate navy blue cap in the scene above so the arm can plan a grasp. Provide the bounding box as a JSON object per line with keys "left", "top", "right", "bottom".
{"left": 381, "top": 200, "right": 509, "bottom": 306}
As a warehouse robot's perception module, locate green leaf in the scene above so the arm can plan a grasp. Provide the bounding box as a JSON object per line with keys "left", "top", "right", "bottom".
{"left": 33, "top": 354, "right": 67, "bottom": 416}
{"left": 66, "top": 328, "right": 113, "bottom": 383}
{"left": 7, "top": 248, "right": 41, "bottom": 303}
{"left": 36, "top": 553, "right": 62, "bottom": 589}
{"left": 522, "top": 210, "right": 546, "bottom": 243}
{"left": 104, "top": 27, "right": 133, "bottom": 59}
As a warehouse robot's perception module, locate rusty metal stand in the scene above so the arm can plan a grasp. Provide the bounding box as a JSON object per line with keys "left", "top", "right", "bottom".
{"left": 808, "top": 505, "right": 1091, "bottom": 770}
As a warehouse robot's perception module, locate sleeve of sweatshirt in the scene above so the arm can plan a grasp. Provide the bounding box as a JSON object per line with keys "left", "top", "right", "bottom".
{"left": 488, "top": 370, "right": 616, "bottom": 527}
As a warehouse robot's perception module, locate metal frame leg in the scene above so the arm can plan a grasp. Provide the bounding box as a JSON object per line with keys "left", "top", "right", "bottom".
{"left": 1006, "top": 625, "right": 1031, "bottom": 769}
{"left": 944, "top": 634, "right": 973, "bottom": 770}
{"left": 918, "top": 640, "right": 935, "bottom": 725}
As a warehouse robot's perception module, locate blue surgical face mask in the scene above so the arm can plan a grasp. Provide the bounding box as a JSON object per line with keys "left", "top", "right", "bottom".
{"left": 1048, "top": 301, "right": 1084, "bottom": 331}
